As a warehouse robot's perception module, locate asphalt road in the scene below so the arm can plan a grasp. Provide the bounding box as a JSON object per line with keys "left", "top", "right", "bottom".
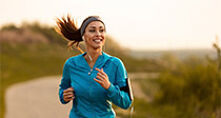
{"left": 5, "top": 76, "right": 72, "bottom": 118}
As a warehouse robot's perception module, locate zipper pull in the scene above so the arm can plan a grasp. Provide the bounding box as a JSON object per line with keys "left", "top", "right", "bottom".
{"left": 88, "top": 68, "right": 93, "bottom": 75}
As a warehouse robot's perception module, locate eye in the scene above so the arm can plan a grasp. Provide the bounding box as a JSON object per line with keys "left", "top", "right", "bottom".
{"left": 99, "top": 29, "right": 104, "bottom": 33}
{"left": 89, "top": 29, "right": 95, "bottom": 32}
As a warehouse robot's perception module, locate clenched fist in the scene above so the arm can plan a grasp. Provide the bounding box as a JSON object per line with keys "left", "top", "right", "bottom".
{"left": 63, "top": 87, "right": 75, "bottom": 102}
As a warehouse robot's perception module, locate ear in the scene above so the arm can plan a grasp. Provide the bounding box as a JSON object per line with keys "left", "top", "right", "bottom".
{"left": 82, "top": 36, "right": 87, "bottom": 42}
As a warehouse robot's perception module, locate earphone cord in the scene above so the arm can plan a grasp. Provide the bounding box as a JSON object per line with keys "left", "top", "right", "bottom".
{"left": 77, "top": 46, "right": 84, "bottom": 54}
{"left": 130, "top": 103, "right": 134, "bottom": 118}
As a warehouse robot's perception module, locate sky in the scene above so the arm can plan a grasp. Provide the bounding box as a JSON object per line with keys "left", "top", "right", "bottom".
{"left": 0, "top": 0, "right": 220, "bottom": 50}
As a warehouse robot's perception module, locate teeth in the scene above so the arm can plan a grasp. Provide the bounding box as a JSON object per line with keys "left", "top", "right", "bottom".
{"left": 94, "top": 39, "right": 101, "bottom": 43}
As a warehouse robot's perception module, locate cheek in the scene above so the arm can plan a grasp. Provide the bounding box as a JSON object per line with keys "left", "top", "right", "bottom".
{"left": 102, "top": 38, "right": 106, "bottom": 44}
{"left": 101, "top": 34, "right": 105, "bottom": 40}
{"left": 84, "top": 34, "right": 92, "bottom": 41}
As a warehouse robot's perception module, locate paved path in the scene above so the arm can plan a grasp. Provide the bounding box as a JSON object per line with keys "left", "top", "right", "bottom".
{"left": 5, "top": 76, "right": 72, "bottom": 118}
{"left": 5, "top": 73, "right": 152, "bottom": 118}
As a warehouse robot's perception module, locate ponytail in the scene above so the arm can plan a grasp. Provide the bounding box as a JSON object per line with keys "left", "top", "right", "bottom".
{"left": 55, "top": 15, "right": 83, "bottom": 52}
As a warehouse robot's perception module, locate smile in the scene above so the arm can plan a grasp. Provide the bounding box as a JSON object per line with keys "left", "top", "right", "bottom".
{"left": 93, "top": 39, "right": 103, "bottom": 43}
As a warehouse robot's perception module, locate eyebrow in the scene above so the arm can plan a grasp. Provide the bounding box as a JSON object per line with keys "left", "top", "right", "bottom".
{"left": 88, "top": 26, "right": 104, "bottom": 29}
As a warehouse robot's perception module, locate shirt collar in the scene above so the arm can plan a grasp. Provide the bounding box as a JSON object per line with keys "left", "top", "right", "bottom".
{"left": 77, "top": 51, "right": 111, "bottom": 69}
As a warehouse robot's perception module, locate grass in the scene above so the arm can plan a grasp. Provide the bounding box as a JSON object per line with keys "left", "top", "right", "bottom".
{"left": 115, "top": 97, "right": 188, "bottom": 118}
{"left": 115, "top": 78, "right": 201, "bottom": 118}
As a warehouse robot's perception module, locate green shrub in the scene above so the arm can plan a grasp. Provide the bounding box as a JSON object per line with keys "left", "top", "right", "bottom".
{"left": 155, "top": 56, "right": 221, "bottom": 118}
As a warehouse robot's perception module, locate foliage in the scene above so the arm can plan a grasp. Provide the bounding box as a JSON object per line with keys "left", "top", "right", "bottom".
{"left": 1, "top": 23, "right": 67, "bottom": 45}
{"left": 154, "top": 55, "right": 221, "bottom": 118}
{"left": 117, "top": 54, "right": 220, "bottom": 118}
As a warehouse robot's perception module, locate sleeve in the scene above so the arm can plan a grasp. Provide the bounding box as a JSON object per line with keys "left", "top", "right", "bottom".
{"left": 59, "top": 60, "right": 71, "bottom": 104}
{"left": 106, "top": 59, "right": 133, "bottom": 109}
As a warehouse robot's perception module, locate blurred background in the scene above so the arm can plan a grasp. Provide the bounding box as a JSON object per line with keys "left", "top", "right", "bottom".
{"left": 0, "top": 0, "right": 220, "bottom": 118}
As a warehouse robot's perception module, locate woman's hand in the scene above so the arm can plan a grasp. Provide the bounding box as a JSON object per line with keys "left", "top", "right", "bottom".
{"left": 94, "top": 68, "right": 111, "bottom": 90}
{"left": 63, "top": 87, "right": 75, "bottom": 102}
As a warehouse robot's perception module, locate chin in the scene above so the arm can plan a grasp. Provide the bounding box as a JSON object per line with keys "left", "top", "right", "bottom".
{"left": 92, "top": 44, "right": 103, "bottom": 50}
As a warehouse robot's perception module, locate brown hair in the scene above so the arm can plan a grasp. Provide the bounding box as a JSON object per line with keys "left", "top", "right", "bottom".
{"left": 55, "top": 15, "right": 83, "bottom": 53}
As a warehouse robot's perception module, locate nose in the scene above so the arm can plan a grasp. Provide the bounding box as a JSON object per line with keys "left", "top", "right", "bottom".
{"left": 95, "top": 30, "right": 101, "bottom": 36}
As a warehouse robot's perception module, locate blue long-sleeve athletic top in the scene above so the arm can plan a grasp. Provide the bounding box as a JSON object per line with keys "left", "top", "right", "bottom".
{"left": 59, "top": 52, "right": 132, "bottom": 118}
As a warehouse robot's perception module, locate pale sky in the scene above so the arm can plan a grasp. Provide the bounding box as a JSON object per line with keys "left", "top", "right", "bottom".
{"left": 0, "top": 0, "right": 220, "bottom": 50}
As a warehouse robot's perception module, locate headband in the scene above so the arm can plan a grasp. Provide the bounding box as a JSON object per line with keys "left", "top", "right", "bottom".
{"left": 80, "top": 17, "right": 105, "bottom": 36}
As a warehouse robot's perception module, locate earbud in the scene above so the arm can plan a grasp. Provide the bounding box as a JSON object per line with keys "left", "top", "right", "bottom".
{"left": 82, "top": 36, "right": 87, "bottom": 42}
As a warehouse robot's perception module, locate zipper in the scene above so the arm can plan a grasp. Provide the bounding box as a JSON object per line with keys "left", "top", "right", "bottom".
{"left": 88, "top": 68, "right": 93, "bottom": 75}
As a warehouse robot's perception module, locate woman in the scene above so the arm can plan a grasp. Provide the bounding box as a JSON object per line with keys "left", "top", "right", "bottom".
{"left": 56, "top": 15, "right": 133, "bottom": 118}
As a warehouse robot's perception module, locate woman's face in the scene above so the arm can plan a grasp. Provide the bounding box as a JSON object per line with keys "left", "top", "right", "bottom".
{"left": 83, "top": 21, "right": 105, "bottom": 49}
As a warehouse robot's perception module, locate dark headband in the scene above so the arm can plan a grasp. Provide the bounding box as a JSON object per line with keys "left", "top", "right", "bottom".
{"left": 80, "top": 17, "right": 105, "bottom": 36}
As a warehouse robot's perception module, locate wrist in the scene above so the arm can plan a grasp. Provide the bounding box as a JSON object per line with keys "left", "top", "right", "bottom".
{"left": 105, "top": 82, "right": 111, "bottom": 90}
